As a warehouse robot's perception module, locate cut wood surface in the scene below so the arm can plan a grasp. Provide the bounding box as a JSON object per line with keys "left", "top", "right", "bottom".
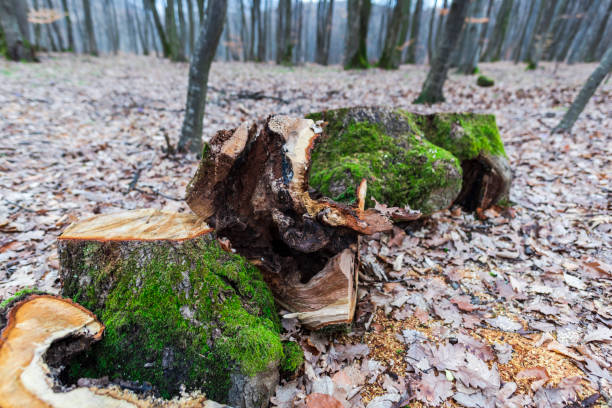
{"left": 186, "top": 115, "right": 398, "bottom": 328}
{"left": 60, "top": 208, "right": 212, "bottom": 241}
{"left": 0, "top": 294, "right": 227, "bottom": 408}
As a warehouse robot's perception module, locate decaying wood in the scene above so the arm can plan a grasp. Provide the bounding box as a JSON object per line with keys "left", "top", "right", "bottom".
{"left": 186, "top": 115, "right": 398, "bottom": 329}
{"left": 0, "top": 294, "right": 225, "bottom": 408}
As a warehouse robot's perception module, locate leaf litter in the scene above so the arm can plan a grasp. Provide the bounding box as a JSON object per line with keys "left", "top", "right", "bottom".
{"left": 0, "top": 54, "right": 610, "bottom": 407}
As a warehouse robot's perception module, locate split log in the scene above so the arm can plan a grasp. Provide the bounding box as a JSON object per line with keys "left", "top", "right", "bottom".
{"left": 306, "top": 106, "right": 511, "bottom": 213}
{"left": 58, "top": 209, "right": 285, "bottom": 408}
{"left": 186, "top": 116, "right": 402, "bottom": 329}
{"left": 0, "top": 293, "right": 226, "bottom": 407}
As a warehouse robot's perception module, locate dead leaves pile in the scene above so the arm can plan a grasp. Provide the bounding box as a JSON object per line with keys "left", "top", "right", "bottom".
{"left": 0, "top": 54, "right": 610, "bottom": 407}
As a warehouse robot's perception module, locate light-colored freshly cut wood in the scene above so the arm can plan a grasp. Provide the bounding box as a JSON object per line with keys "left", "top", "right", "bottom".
{"left": 0, "top": 294, "right": 229, "bottom": 408}
{"left": 60, "top": 208, "right": 212, "bottom": 242}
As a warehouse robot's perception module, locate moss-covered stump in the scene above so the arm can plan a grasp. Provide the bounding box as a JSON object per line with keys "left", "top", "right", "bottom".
{"left": 58, "top": 209, "right": 284, "bottom": 408}
{"left": 306, "top": 106, "right": 511, "bottom": 213}
{"left": 306, "top": 107, "right": 463, "bottom": 214}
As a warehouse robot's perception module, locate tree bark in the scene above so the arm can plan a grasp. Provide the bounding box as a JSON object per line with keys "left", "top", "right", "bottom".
{"left": 414, "top": 0, "right": 469, "bottom": 104}
{"left": 315, "top": 0, "right": 334, "bottom": 65}
{"left": 585, "top": 0, "right": 612, "bottom": 62}
{"left": 406, "top": 0, "right": 423, "bottom": 63}
{"left": 457, "top": 0, "right": 487, "bottom": 74}
{"left": 146, "top": 0, "right": 171, "bottom": 58}
{"left": 276, "top": 0, "right": 292, "bottom": 64}
{"left": 427, "top": 0, "right": 438, "bottom": 63}
{"left": 378, "top": 0, "right": 409, "bottom": 69}
{"left": 177, "top": 0, "right": 188, "bottom": 59}
{"left": 61, "top": 0, "right": 75, "bottom": 51}
{"left": 553, "top": 46, "right": 612, "bottom": 133}
{"left": 82, "top": 0, "right": 98, "bottom": 56}
{"left": 482, "top": 0, "right": 512, "bottom": 61}
{"left": 178, "top": 0, "right": 227, "bottom": 154}
{"left": 0, "top": 0, "right": 37, "bottom": 61}
{"left": 344, "top": 0, "right": 372, "bottom": 69}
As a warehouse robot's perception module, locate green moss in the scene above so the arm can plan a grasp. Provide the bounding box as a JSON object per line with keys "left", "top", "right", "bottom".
{"left": 476, "top": 75, "right": 494, "bottom": 87}
{"left": 280, "top": 341, "right": 304, "bottom": 373}
{"left": 526, "top": 61, "right": 537, "bottom": 70}
{"left": 307, "top": 111, "right": 461, "bottom": 213}
{"left": 0, "top": 288, "right": 45, "bottom": 309}
{"left": 472, "top": 66, "right": 480, "bottom": 74}
{"left": 415, "top": 113, "right": 506, "bottom": 161}
{"left": 64, "top": 238, "right": 282, "bottom": 402}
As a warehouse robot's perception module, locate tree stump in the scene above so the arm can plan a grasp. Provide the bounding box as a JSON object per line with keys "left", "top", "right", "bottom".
{"left": 306, "top": 106, "right": 511, "bottom": 213}
{"left": 58, "top": 209, "right": 284, "bottom": 408}
{"left": 0, "top": 293, "right": 226, "bottom": 407}
{"left": 185, "top": 116, "right": 404, "bottom": 330}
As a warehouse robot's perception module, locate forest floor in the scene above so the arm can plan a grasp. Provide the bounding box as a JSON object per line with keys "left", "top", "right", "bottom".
{"left": 0, "top": 54, "right": 610, "bottom": 408}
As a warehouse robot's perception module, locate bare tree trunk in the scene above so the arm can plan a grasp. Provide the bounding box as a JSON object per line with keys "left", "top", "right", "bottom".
{"left": 414, "top": 0, "right": 469, "bottom": 104}
{"left": 457, "top": 0, "right": 486, "bottom": 74}
{"left": 527, "top": 0, "right": 555, "bottom": 68}
{"left": 239, "top": 0, "right": 248, "bottom": 60}
{"left": 315, "top": 0, "right": 334, "bottom": 65}
{"left": 178, "top": 0, "right": 228, "bottom": 154}
{"left": 146, "top": 0, "right": 171, "bottom": 58}
{"left": 249, "top": 0, "right": 260, "bottom": 60}
{"left": 135, "top": 3, "right": 150, "bottom": 55}
{"left": 257, "top": 0, "right": 265, "bottom": 60}
{"left": 296, "top": 0, "right": 304, "bottom": 64}
{"left": 82, "top": 0, "right": 98, "bottom": 55}
{"left": 344, "top": 0, "right": 371, "bottom": 69}
{"left": 45, "top": 0, "right": 65, "bottom": 50}
{"left": 554, "top": 0, "right": 587, "bottom": 63}
{"left": 379, "top": 0, "right": 409, "bottom": 69}
{"left": 32, "top": 0, "right": 42, "bottom": 50}
{"left": 567, "top": 0, "right": 608, "bottom": 64}
{"left": 186, "top": 0, "right": 195, "bottom": 54}
{"left": 0, "top": 0, "right": 37, "bottom": 61}
{"left": 276, "top": 0, "right": 292, "bottom": 64}
{"left": 553, "top": 46, "right": 612, "bottom": 133}
{"left": 406, "top": 0, "right": 423, "bottom": 63}
{"left": 177, "top": 0, "right": 187, "bottom": 58}
{"left": 61, "top": 0, "right": 75, "bottom": 51}
{"left": 427, "top": 0, "right": 438, "bottom": 63}
{"left": 482, "top": 0, "right": 512, "bottom": 61}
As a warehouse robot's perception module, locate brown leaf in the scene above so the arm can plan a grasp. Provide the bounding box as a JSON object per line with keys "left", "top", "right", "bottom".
{"left": 305, "top": 393, "right": 343, "bottom": 408}
{"left": 413, "top": 372, "right": 453, "bottom": 406}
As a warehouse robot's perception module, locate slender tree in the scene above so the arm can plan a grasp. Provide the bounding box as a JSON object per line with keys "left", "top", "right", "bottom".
{"left": 457, "top": 0, "right": 487, "bottom": 74}
{"left": 426, "top": 0, "right": 438, "bottom": 63}
{"left": 178, "top": 0, "right": 228, "bottom": 154}
{"left": 553, "top": 47, "right": 612, "bottom": 133}
{"left": 482, "top": 0, "right": 512, "bottom": 61}
{"left": 315, "top": 0, "right": 334, "bottom": 65}
{"left": 0, "top": 0, "right": 37, "bottom": 61}
{"left": 276, "top": 0, "right": 292, "bottom": 64}
{"left": 82, "top": 0, "right": 98, "bottom": 56}
{"left": 405, "top": 0, "right": 423, "bottom": 63}
{"left": 344, "top": 0, "right": 372, "bottom": 69}
{"left": 146, "top": 0, "right": 171, "bottom": 58}
{"left": 44, "top": 0, "right": 65, "bottom": 50}
{"left": 60, "top": 0, "right": 75, "bottom": 51}
{"left": 414, "top": 0, "right": 469, "bottom": 104}
{"left": 379, "top": 0, "right": 410, "bottom": 69}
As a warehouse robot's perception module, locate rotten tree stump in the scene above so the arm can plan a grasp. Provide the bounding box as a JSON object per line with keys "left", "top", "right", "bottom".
{"left": 186, "top": 116, "right": 408, "bottom": 329}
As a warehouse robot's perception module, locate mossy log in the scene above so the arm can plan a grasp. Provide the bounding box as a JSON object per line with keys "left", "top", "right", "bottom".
{"left": 0, "top": 293, "right": 226, "bottom": 408}
{"left": 185, "top": 116, "right": 406, "bottom": 330}
{"left": 58, "top": 209, "right": 283, "bottom": 408}
{"left": 306, "top": 106, "right": 511, "bottom": 213}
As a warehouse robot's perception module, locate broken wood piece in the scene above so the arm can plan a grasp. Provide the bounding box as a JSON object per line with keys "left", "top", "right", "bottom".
{"left": 186, "top": 115, "right": 394, "bottom": 329}
{"left": 0, "top": 294, "right": 226, "bottom": 407}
